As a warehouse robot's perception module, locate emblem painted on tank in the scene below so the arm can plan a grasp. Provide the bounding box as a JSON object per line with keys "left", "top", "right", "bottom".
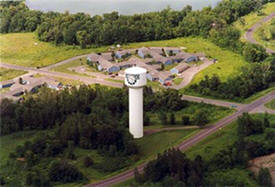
{"left": 126, "top": 74, "right": 140, "bottom": 85}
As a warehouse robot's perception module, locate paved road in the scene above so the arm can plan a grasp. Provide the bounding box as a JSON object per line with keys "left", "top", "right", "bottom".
{"left": 244, "top": 12, "right": 275, "bottom": 54}
{"left": 172, "top": 59, "right": 214, "bottom": 90}
{"left": 182, "top": 94, "right": 245, "bottom": 110}
{"left": 88, "top": 91, "right": 275, "bottom": 187}
{"left": 0, "top": 63, "right": 124, "bottom": 88}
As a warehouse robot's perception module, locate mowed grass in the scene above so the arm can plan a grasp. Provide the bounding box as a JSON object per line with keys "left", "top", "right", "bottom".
{"left": 265, "top": 99, "right": 275, "bottom": 109}
{"left": 234, "top": 2, "right": 275, "bottom": 39}
{"left": 124, "top": 37, "right": 249, "bottom": 84}
{"left": 52, "top": 58, "right": 94, "bottom": 77}
{"left": 185, "top": 114, "right": 275, "bottom": 161}
{"left": 0, "top": 67, "right": 27, "bottom": 81}
{"left": 253, "top": 19, "right": 275, "bottom": 50}
{"left": 0, "top": 33, "right": 108, "bottom": 67}
{"left": 173, "top": 77, "right": 183, "bottom": 85}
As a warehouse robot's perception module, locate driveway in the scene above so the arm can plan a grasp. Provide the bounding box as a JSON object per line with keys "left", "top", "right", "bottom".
{"left": 244, "top": 12, "right": 275, "bottom": 54}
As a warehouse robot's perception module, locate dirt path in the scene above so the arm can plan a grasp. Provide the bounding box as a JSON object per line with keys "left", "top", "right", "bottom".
{"left": 244, "top": 12, "right": 275, "bottom": 54}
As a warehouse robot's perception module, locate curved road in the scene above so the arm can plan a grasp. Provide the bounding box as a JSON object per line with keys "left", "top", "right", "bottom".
{"left": 88, "top": 91, "right": 275, "bottom": 187}
{"left": 245, "top": 12, "right": 275, "bottom": 54}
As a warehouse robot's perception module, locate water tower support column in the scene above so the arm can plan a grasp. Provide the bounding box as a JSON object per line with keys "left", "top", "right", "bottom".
{"left": 129, "top": 87, "right": 143, "bottom": 138}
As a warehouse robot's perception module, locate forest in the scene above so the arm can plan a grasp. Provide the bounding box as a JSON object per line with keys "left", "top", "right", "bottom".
{"left": 0, "top": 0, "right": 273, "bottom": 62}
{"left": 134, "top": 113, "right": 274, "bottom": 187}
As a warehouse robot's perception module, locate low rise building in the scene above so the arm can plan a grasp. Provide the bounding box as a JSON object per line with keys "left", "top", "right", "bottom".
{"left": 170, "top": 63, "right": 190, "bottom": 75}
{"left": 0, "top": 80, "right": 15, "bottom": 89}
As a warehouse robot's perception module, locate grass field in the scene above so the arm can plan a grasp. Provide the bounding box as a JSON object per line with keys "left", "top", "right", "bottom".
{"left": 0, "top": 67, "right": 27, "bottom": 81}
{"left": 253, "top": 18, "right": 275, "bottom": 50}
{"left": 51, "top": 58, "right": 96, "bottom": 78}
{"left": 234, "top": 2, "right": 275, "bottom": 39}
{"left": 0, "top": 33, "right": 108, "bottom": 67}
{"left": 265, "top": 99, "right": 275, "bottom": 109}
{"left": 185, "top": 114, "right": 275, "bottom": 161}
{"left": 124, "top": 37, "right": 249, "bottom": 84}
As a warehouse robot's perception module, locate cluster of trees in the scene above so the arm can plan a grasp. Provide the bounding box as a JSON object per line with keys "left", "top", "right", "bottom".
{"left": 0, "top": 1, "right": 271, "bottom": 53}
{"left": 135, "top": 113, "right": 274, "bottom": 186}
{"left": 0, "top": 85, "right": 186, "bottom": 136}
{"left": 57, "top": 113, "right": 138, "bottom": 156}
{"left": 157, "top": 108, "right": 209, "bottom": 127}
{"left": 135, "top": 148, "right": 204, "bottom": 186}
{"left": 189, "top": 61, "right": 274, "bottom": 100}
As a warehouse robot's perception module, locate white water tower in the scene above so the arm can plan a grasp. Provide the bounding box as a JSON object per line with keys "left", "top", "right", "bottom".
{"left": 125, "top": 67, "right": 147, "bottom": 138}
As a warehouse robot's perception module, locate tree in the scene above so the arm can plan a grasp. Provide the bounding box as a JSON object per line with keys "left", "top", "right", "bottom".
{"left": 258, "top": 168, "right": 272, "bottom": 187}
{"left": 242, "top": 43, "right": 268, "bottom": 62}
{"left": 158, "top": 111, "right": 167, "bottom": 125}
{"left": 193, "top": 110, "right": 209, "bottom": 127}
{"left": 76, "top": 30, "right": 90, "bottom": 49}
{"left": 144, "top": 113, "right": 150, "bottom": 126}
{"left": 182, "top": 115, "right": 190, "bottom": 125}
{"left": 49, "top": 160, "right": 83, "bottom": 182}
{"left": 134, "top": 168, "right": 144, "bottom": 184}
{"left": 111, "top": 51, "right": 115, "bottom": 61}
{"left": 169, "top": 113, "right": 176, "bottom": 125}
{"left": 263, "top": 112, "right": 270, "bottom": 128}
{"left": 19, "top": 77, "right": 23, "bottom": 84}
{"left": 83, "top": 156, "right": 93, "bottom": 167}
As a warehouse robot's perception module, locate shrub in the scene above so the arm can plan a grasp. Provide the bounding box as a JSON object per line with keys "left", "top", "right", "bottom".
{"left": 242, "top": 43, "right": 268, "bottom": 62}
{"left": 192, "top": 110, "right": 209, "bottom": 127}
{"left": 48, "top": 160, "right": 83, "bottom": 182}
{"left": 83, "top": 156, "right": 94, "bottom": 168}
{"left": 181, "top": 115, "right": 190, "bottom": 126}
{"left": 169, "top": 113, "right": 176, "bottom": 125}
{"left": 258, "top": 168, "right": 272, "bottom": 187}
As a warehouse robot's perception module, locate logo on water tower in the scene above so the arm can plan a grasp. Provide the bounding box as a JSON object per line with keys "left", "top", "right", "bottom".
{"left": 126, "top": 74, "right": 140, "bottom": 85}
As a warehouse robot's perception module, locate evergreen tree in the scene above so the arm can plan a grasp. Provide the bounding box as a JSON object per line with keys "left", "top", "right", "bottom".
{"left": 258, "top": 168, "right": 272, "bottom": 187}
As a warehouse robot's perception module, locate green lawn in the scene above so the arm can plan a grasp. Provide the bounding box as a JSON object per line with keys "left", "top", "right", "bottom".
{"left": 51, "top": 58, "right": 96, "bottom": 78}
{"left": 234, "top": 2, "right": 275, "bottom": 39}
{"left": 124, "top": 37, "right": 249, "bottom": 84}
{"left": 0, "top": 33, "right": 108, "bottom": 67}
{"left": 173, "top": 77, "right": 183, "bottom": 85}
{"left": 265, "top": 99, "right": 275, "bottom": 109}
{"left": 164, "top": 63, "right": 177, "bottom": 71}
{"left": 0, "top": 67, "right": 27, "bottom": 81}
{"left": 104, "top": 78, "right": 124, "bottom": 83}
{"left": 253, "top": 18, "right": 275, "bottom": 50}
